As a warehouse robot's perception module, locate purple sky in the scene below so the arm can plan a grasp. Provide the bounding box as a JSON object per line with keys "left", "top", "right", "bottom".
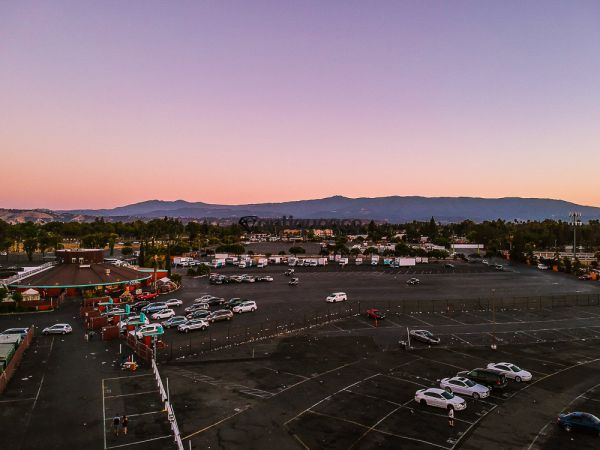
{"left": 2, "top": 1, "right": 599, "bottom": 209}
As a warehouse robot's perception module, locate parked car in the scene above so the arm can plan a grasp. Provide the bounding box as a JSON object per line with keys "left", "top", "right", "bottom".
{"left": 185, "top": 303, "right": 210, "bottom": 313}
{"left": 194, "top": 295, "right": 213, "bottom": 304}
{"left": 241, "top": 275, "right": 256, "bottom": 283}
{"left": 494, "top": 264, "right": 504, "bottom": 271}
{"left": 257, "top": 276, "right": 273, "bottom": 282}
{"left": 131, "top": 301, "right": 150, "bottom": 311}
{"left": 141, "top": 302, "right": 168, "bottom": 314}
{"left": 456, "top": 368, "right": 508, "bottom": 390}
{"left": 186, "top": 310, "right": 211, "bottom": 320}
{"left": 151, "top": 308, "right": 176, "bottom": 320}
{"left": 415, "top": 388, "right": 466, "bottom": 411}
{"left": 366, "top": 309, "right": 385, "bottom": 320}
{"left": 486, "top": 362, "right": 532, "bottom": 382}
{"left": 42, "top": 324, "right": 72, "bottom": 335}
{"left": 557, "top": 412, "right": 600, "bottom": 436}
{"left": 226, "top": 298, "right": 246, "bottom": 309}
{"left": 482, "top": 259, "right": 489, "bottom": 265}
{"left": 177, "top": 319, "right": 209, "bottom": 333}
{"left": 201, "top": 296, "right": 225, "bottom": 306}
{"left": 120, "top": 314, "right": 150, "bottom": 329}
{"left": 578, "top": 274, "right": 592, "bottom": 280}
{"left": 136, "top": 292, "right": 158, "bottom": 300}
{"left": 134, "top": 324, "right": 163, "bottom": 339}
{"left": 164, "top": 298, "right": 183, "bottom": 307}
{"left": 232, "top": 301, "right": 257, "bottom": 314}
{"left": 445, "top": 263, "right": 455, "bottom": 269}
{"left": 289, "top": 277, "right": 299, "bottom": 286}
{"left": 409, "top": 329, "right": 440, "bottom": 344}
{"left": 284, "top": 269, "right": 294, "bottom": 276}
{"left": 207, "top": 309, "right": 234, "bottom": 323}
{"left": 440, "top": 377, "right": 490, "bottom": 399}
{"left": 406, "top": 278, "right": 420, "bottom": 285}
{"left": 162, "top": 316, "right": 188, "bottom": 328}
{"left": 537, "top": 263, "right": 549, "bottom": 270}
{"left": 326, "top": 292, "right": 347, "bottom": 303}
{"left": 1, "top": 327, "right": 30, "bottom": 338}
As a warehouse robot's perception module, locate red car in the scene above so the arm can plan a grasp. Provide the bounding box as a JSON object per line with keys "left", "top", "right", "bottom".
{"left": 366, "top": 309, "right": 386, "bottom": 320}
{"left": 137, "top": 292, "right": 158, "bottom": 300}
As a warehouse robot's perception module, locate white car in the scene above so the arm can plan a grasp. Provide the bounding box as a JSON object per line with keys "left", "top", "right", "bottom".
{"left": 194, "top": 295, "right": 213, "bottom": 303}
{"left": 119, "top": 315, "right": 150, "bottom": 330}
{"left": 487, "top": 362, "right": 532, "bottom": 382}
{"left": 42, "top": 324, "right": 72, "bottom": 335}
{"left": 326, "top": 292, "right": 347, "bottom": 303}
{"left": 232, "top": 301, "right": 257, "bottom": 314}
{"left": 164, "top": 298, "right": 183, "bottom": 307}
{"left": 415, "top": 388, "right": 467, "bottom": 411}
{"left": 135, "top": 324, "right": 163, "bottom": 339}
{"left": 440, "top": 377, "right": 490, "bottom": 399}
{"left": 151, "top": 308, "right": 176, "bottom": 320}
{"left": 537, "top": 264, "right": 549, "bottom": 270}
{"left": 177, "top": 319, "right": 209, "bottom": 333}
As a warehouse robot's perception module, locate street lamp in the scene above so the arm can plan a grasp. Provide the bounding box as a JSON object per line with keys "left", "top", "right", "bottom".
{"left": 569, "top": 212, "right": 582, "bottom": 261}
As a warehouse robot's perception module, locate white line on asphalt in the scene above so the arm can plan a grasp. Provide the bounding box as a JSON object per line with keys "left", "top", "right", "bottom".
{"left": 284, "top": 373, "right": 381, "bottom": 426}
{"left": 410, "top": 406, "right": 474, "bottom": 424}
{"left": 332, "top": 324, "right": 346, "bottom": 332}
{"left": 0, "top": 397, "right": 36, "bottom": 403}
{"left": 104, "top": 410, "right": 165, "bottom": 421}
{"left": 450, "top": 404, "right": 498, "bottom": 450}
{"left": 451, "top": 334, "right": 473, "bottom": 346}
{"left": 409, "top": 315, "right": 434, "bottom": 326}
{"left": 103, "top": 374, "right": 153, "bottom": 382}
{"left": 102, "top": 379, "right": 107, "bottom": 450}
{"left": 435, "top": 314, "right": 467, "bottom": 325}
{"left": 381, "top": 374, "right": 428, "bottom": 387}
{"left": 349, "top": 404, "right": 404, "bottom": 449}
{"left": 527, "top": 421, "right": 551, "bottom": 450}
{"left": 105, "top": 434, "right": 171, "bottom": 449}
{"left": 183, "top": 406, "right": 250, "bottom": 440}
{"left": 580, "top": 396, "right": 600, "bottom": 402}
{"left": 385, "top": 318, "right": 404, "bottom": 328}
{"left": 104, "top": 390, "right": 159, "bottom": 399}
{"left": 275, "top": 360, "right": 362, "bottom": 396}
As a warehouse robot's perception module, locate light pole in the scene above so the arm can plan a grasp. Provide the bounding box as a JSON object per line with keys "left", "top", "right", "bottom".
{"left": 569, "top": 212, "right": 582, "bottom": 261}
{"left": 491, "top": 288, "right": 496, "bottom": 350}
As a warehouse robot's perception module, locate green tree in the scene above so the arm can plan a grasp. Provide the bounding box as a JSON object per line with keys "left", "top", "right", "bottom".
{"left": 289, "top": 246, "right": 306, "bottom": 256}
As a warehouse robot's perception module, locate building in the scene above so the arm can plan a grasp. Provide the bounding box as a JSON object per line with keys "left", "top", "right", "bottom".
{"left": 5, "top": 249, "right": 151, "bottom": 296}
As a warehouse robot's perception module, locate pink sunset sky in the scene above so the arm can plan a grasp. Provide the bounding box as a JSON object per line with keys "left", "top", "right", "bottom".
{"left": 1, "top": 1, "right": 600, "bottom": 210}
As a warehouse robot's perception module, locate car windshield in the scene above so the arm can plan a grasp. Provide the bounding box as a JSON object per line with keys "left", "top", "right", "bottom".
{"left": 441, "top": 391, "right": 454, "bottom": 400}
{"left": 423, "top": 331, "right": 433, "bottom": 337}
{"left": 510, "top": 365, "right": 521, "bottom": 372}
{"left": 464, "top": 379, "right": 476, "bottom": 387}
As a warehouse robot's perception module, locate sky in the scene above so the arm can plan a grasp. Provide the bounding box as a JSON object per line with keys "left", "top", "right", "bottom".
{"left": 1, "top": 1, "right": 599, "bottom": 210}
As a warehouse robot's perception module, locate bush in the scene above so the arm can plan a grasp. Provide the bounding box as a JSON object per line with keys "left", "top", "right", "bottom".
{"left": 187, "top": 268, "right": 197, "bottom": 276}
{"left": 170, "top": 273, "right": 182, "bottom": 285}
{"left": 11, "top": 292, "right": 23, "bottom": 302}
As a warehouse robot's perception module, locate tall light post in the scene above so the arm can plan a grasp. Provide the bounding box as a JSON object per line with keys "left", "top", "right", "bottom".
{"left": 491, "top": 288, "right": 496, "bottom": 350}
{"left": 569, "top": 212, "right": 582, "bottom": 261}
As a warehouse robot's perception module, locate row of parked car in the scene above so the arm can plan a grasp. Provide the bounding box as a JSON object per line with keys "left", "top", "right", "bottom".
{"left": 210, "top": 274, "right": 273, "bottom": 285}
{"left": 415, "top": 362, "right": 533, "bottom": 411}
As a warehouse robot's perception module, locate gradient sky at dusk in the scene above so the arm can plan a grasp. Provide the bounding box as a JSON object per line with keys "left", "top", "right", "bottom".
{"left": 2, "top": 1, "right": 599, "bottom": 209}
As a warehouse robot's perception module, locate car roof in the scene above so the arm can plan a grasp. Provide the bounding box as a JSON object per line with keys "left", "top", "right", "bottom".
{"left": 424, "top": 388, "right": 445, "bottom": 394}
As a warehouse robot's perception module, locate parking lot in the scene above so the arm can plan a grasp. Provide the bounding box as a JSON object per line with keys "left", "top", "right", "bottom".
{"left": 1, "top": 261, "right": 599, "bottom": 449}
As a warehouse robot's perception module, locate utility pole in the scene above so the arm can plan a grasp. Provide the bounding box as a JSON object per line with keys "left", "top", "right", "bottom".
{"left": 569, "top": 212, "right": 582, "bottom": 262}
{"left": 491, "top": 288, "right": 496, "bottom": 350}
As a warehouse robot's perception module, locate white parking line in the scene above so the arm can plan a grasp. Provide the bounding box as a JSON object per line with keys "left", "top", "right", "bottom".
{"left": 381, "top": 374, "right": 428, "bottom": 387}
{"left": 183, "top": 405, "right": 250, "bottom": 440}
{"left": 451, "top": 334, "right": 473, "bottom": 346}
{"left": 105, "top": 435, "right": 171, "bottom": 449}
{"left": 104, "top": 389, "right": 158, "bottom": 399}
{"left": 102, "top": 379, "right": 106, "bottom": 450}
{"left": 103, "top": 374, "right": 153, "bottom": 382}
{"left": 436, "top": 314, "right": 467, "bottom": 325}
{"left": 385, "top": 318, "right": 404, "bottom": 328}
{"left": 409, "top": 315, "right": 434, "bottom": 327}
{"left": 103, "top": 410, "right": 165, "bottom": 421}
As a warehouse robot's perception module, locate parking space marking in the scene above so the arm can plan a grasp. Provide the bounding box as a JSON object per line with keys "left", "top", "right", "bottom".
{"left": 516, "top": 330, "right": 542, "bottom": 342}
{"left": 102, "top": 379, "right": 107, "bottom": 450}
{"left": 104, "top": 389, "right": 159, "bottom": 399}
{"left": 409, "top": 315, "right": 434, "bottom": 326}
{"left": 435, "top": 314, "right": 467, "bottom": 325}
{"left": 284, "top": 373, "right": 381, "bottom": 426}
{"left": 344, "top": 389, "right": 401, "bottom": 406}
{"left": 450, "top": 404, "right": 498, "bottom": 449}
{"left": 451, "top": 334, "right": 473, "bottom": 346}
{"left": 411, "top": 406, "right": 474, "bottom": 424}
{"left": 103, "top": 410, "right": 165, "bottom": 421}
{"left": 0, "top": 397, "right": 36, "bottom": 403}
{"left": 305, "top": 409, "right": 452, "bottom": 449}
{"left": 103, "top": 374, "right": 153, "bottom": 382}
{"left": 256, "top": 365, "right": 309, "bottom": 380}
{"left": 183, "top": 405, "right": 250, "bottom": 440}
{"left": 385, "top": 317, "right": 404, "bottom": 328}
{"left": 171, "top": 367, "right": 275, "bottom": 398}
{"left": 349, "top": 404, "right": 404, "bottom": 449}
{"left": 381, "top": 374, "right": 428, "bottom": 388}
{"left": 105, "top": 434, "right": 172, "bottom": 449}
{"left": 275, "top": 360, "right": 362, "bottom": 397}
{"left": 417, "top": 357, "right": 468, "bottom": 371}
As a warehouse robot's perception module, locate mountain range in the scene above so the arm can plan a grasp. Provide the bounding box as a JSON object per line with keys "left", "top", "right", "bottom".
{"left": 57, "top": 196, "right": 600, "bottom": 223}
{"left": 3, "top": 196, "right": 599, "bottom": 224}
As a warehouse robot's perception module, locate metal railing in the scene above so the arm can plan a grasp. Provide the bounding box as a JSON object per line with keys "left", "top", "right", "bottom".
{"left": 152, "top": 359, "right": 184, "bottom": 450}
{"left": 2, "top": 261, "right": 57, "bottom": 285}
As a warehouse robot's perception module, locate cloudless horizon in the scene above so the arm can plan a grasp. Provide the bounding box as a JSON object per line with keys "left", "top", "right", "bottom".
{"left": 2, "top": 1, "right": 600, "bottom": 210}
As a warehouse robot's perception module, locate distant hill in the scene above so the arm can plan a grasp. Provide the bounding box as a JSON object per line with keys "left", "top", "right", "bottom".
{"left": 62, "top": 196, "right": 600, "bottom": 223}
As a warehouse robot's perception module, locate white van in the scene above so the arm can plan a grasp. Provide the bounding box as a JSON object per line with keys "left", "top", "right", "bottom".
{"left": 326, "top": 292, "right": 348, "bottom": 303}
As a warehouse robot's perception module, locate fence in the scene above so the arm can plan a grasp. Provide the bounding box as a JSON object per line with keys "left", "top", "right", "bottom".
{"left": 158, "top": 292, "right": 600, "bottom": 362}
{"left": 0, "top": 326, "right": 34, "bottom": 394}
{"left": 152, "top": 359, "right": 184, "bottom": 450}
{"left": 126, "top": 333, "right": 154, "bottom": 362}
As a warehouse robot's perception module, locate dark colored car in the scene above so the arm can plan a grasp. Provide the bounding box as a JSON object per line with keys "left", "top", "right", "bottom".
{"left": 444, "top": 263, "right": 455, "bottom": 269}
{"left": 131, "top": 301, "right": 149, "bottom": 312}
{"left": 208, "top": 309, "right": 234, "bottom": 323}
{"left": 557, "top": 412, "right": 600, "bottom": 436}
{"left": 186, "top": 310, "right": 211, "bottom": 320}
{"left": 203, "top": 296, "right": 225, "bottom": 306}
{"left": 456, "top": 368, "right": 508, "bottom": 390}
{"left": 226, "top": 298, "right": 245, "bottom": 309}
{"left": 366, "top": 309, "right": 385, "bottom": 320}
